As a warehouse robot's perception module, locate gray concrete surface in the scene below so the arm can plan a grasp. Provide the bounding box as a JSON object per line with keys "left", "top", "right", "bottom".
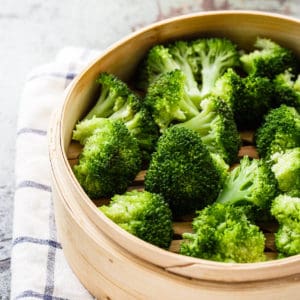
{"left": 0, "top": 0, "right": 299, "bottom": 298}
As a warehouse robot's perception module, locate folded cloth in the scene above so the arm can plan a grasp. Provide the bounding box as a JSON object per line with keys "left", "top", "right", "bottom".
{"left": 11, "top": 47, "right": 101, "bottom": 300}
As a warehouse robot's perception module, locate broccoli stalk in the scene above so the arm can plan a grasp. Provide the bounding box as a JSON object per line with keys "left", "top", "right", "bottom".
{"left": 174, "top": 96, "right": 240, "bottom": 164}
{"left": 99, "top": 190, "right": 173, "bottom": 249}
{"left": 216, "top": 156, "right": 278, "bottom": 212}
{"left": 180, "top": 203, "right": 266, "bottom": 263}
{"left": 191, "top": 38, "right": 240, "bottom": 98}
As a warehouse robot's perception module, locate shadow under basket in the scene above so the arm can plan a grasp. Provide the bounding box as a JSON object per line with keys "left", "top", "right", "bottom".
{"left": 49, "top": 11, "right": 300, "bottom": 299}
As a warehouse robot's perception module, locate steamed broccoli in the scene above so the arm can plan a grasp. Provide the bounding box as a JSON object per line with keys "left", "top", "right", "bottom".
{"left": 174, "top": 96, "right": 240, "bottom": 164}
{"left": 255, "top": 105, "right": 300, "bottom": 158}
{"left": 73, "top": 119, "right": 141, "bottom": 199}
{"left": 273, "top": 69, "right": 300, "bottom": 109}
{"left": 240, "top": 37, "right": 298, "bottom": 78}
{"left": 144, "top": 126, "right": 223, "bottom": 217}
{"left": 81, "top": 72, "right": 159, "bottom": 162}
{"left": 136, "top": 42, "right": 202, "bottom": 106}
{"left": 180, "top": 203, "right": 266, "bottom": 263}
{"left": 145, "top": 70, "right": 199, "bottom": 132}
{"left": 271, "top": 194, "right": 300, "bottom": 257}
{"left": 99, "top": 190, "right": 173, "bottom": 249}
{"left": 216, "top": 156, "right": 278, "bottom": 214}
{"left": 270, "top": 148, "right": 300, "bottom": 197}
{"left": 212, "top": 68, "right": 274, "bottom": 129}
{"left": 191, "top": 37, "right": 240, "bottom": 98}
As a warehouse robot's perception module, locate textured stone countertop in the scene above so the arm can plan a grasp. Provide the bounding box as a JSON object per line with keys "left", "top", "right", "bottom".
{"left": 0, "top": 0, "right": 299, "bottom": 298}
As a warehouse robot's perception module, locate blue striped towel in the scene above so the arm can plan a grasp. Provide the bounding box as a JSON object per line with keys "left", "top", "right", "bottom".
{"left": 11, "top": 47, "right": 100, "bottom": 300}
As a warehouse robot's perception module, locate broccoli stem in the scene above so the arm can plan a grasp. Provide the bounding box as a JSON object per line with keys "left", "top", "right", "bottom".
{"left": 85, "top": 86, "right": 115, "bottom": 119}
{"left": 216, "top": 161, "right": 257, "bottom": 205}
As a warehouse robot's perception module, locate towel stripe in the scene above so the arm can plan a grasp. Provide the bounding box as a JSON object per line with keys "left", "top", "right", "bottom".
{"left": 12, "top": 237, "right": 62, "bottom": 249}
{"left": 44, "top": 197, "right": 58, "bottom": 297}
{"left": 16, "top": 180, "right": 52, "bottom": 192}
{"left": 27, "top": 72, "right": 77, "bottom": 82}
{"left": 15, "top": 290, "right": 69, "bottom": 300}
{"left": 17, "top": 128, "right": 47, "bottom": 136}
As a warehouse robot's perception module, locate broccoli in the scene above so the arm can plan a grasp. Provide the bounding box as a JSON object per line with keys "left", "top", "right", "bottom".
{"left": 271, "top": 194, "right": 300, "bottom": 257}
{"left": 79, "top": 72, "right": 159, "bottom": 162}
{"left": 216, "top": 156, "right": 278, "bottom": 214}
{"left": 240, "top": 37, "right": 298, "bottom": 78}
{"left": 270, "top": 148, "right": 300, "bottom": 197}
{"left": 99, "top": 190, "right": 173, "bottom": 249}
{"left": 144, "top": 126, "right": 223, "bottom": 217}
{"left": 145, "top": 69, "right": 199, "bottom": 132}
{"left": 136, "top": 42, "right": 202, "bottom": 107}
{"left": 273, "top": 69, "right": 300, "bottom": 109}
{"left": 180, "top": 203, "right": 266, "bottom": 263}
{"left": 191, "top": 37, "right": 240, "bottom": 98}
{"left": 212, "top": 68, "right": 274, "bottom": 129}
{"left": 73, "top": 119, "right": 141, "bottom": 199}
{"left": 255, "top": 105, "right": 300, "bottom": 158}
{"left": 174, "top": 96, "right": 240, "bottom": 164}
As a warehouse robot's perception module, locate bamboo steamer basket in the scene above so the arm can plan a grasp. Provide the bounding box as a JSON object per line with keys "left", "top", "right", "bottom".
{"left": 49, "top": 11, "right": 300, "bottom": 299}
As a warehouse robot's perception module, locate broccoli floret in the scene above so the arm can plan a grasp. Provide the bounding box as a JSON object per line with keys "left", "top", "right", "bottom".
{"left": 270, "top": 148, "right": 300, "bottom": 197}
{"left": 174, "top": 96, "right": 240, "bottom": 164}
{"left": 191, "top": 37, "right": 240, "bottom": 98}
{"left": 99, "top": 190, "right": 173, "bottom": 249}
{"left": 73, "top": 119, "right": 141, "bottom": 199}
{"left": 213, "top": 68, "right": 273, "bottom": 129}
{"left": 255, "top": 105, "right": 300, "bottom": 158}
{"left": 240, "top": 37, "right": 298, "bottom": 78}
{"left": 79, "top": 72, "right": 159, "bottom": 162}
{"left": 136, "top": 44, "right": 180, "bottom": 90}
{"left": 145, "top": 70, "right": 199, "bottom": 132}
{"left": 73, "top": 117, "right": 110, "bottom": 145}
{"left": 216, "top": 156, "right": 278, "bottom": 213}
{"left": 180, "top": 203, "right": 266, "bottom": 263}
{"left": 144, "top": 126, "right": 223, "bottom": 217}
{"left": 137, "top": 42, "right": 202, "bottom": 107}
{"left": 273, "top": 69, "right": 300, "bottom": 109}
{"left": 271, "top": 194, "right": 300, "bottom": 257}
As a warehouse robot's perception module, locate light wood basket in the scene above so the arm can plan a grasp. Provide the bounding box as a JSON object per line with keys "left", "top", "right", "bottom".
{"left": 49, "top": 11, "right": 300, "bottom": 299}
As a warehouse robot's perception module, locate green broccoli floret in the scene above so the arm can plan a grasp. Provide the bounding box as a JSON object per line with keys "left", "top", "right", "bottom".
{"left": 145, "top": 70, "right": 199, "bottom": 132}
{"left": 174, "top": 96, "right": 240, "bottom": 164}
{"left": 216, "top": 156, "right": 278, "bottom": 214}
{"left": 136, "top": 44, "right": 180, "bottom": 90}
{"left": 73, "top": 119, "right": 141, "bottom": 199}
{"left": 190, "top": 97, "right": 240, "bottom": 163}
{"left": 136, "top": 42, "right": 202, "bottom": 107}
{"left": 78, "top": 72, "right": 159, "bottom": 162}
{"left": 271, "top": 194, "right": 300, "bottom": 257}
{"left": 191, "top": 37, "right": 240, "bottom": 98}
{"left": 273, "top": 69, "right": 300, "bottom": 109}
{"left": 180, "top": 203, "right": 266, "bottom": 263}
{"left": 144, "top": 126, "right": 223, "bottom": 217}
{"left": 99, "top": 190, "right": 173, "bottom": 249}
{"left": 270, "top": 148, "right": 300, "bottom": 197}
{"left": 240, "top": 37, "right": 298, "bottom": 78}
{"left": 212, "top": 68, "right": 273, "bottom": 129}
{"left": 255, "top": 105, "right": 300, "bottom": 158}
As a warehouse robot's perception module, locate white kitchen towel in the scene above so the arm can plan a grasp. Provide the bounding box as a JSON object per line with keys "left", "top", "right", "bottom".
{"left": 11, "top": 47, "right": 100, "bottom": 300}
